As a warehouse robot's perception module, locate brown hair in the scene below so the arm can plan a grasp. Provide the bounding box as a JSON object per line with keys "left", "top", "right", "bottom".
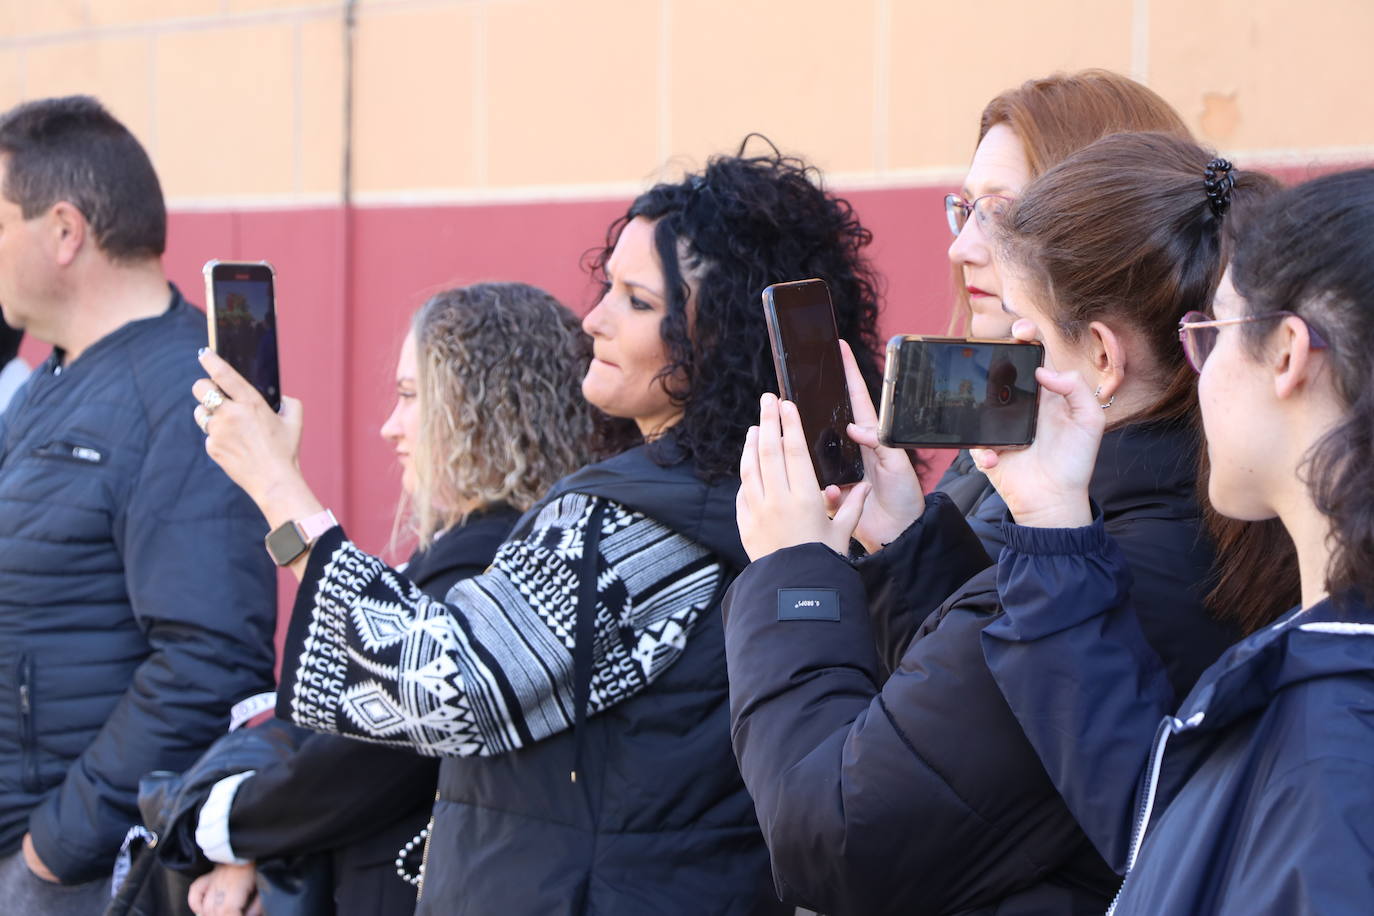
{"left": 949, "top": 70, "right": 1192, "bottom": 332}
{"left": 404, "top": 282, "right": 599, "bottom": 548}
{"left": 1001, "top": 131, "right": 1299, "bottom": 633}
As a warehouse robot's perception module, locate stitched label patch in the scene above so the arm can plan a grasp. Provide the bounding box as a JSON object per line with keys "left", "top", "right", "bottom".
{"left": 777, "top": 588, "right": 841, "bottom": 622}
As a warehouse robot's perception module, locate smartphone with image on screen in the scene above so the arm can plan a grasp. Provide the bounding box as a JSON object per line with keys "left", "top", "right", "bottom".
{"left": 762, "top": 278, "right": 864, "bottom": 488}
{"left": 878, "top": 335, "right": 1044, "bottom": 449}
{"left": 203, "top": 260, "right": 282, "bottom": 412}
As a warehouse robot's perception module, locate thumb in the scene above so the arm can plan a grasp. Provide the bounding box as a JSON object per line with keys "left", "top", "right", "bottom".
{"left": 969, "top": 447, "right": 999, "bottom": 471}
{"left": 831, "top": 481, "right": 870, "bottom": 537}
{"left": 1036, "top": 368, "right": 1104, "bottom": 429}
{"left": 822, "top": 484, "right": 844, "bottom": 515}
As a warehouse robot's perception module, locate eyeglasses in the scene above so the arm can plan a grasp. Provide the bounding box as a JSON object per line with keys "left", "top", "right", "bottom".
{"left": 944, "top": 193, "right": 1013, "bottom": 237}
{"left": 1177, "top": 310, "right": 1330, "bottom": 373}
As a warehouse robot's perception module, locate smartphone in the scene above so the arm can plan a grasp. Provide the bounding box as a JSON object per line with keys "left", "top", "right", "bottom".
{"left": 203, "top": 260, "right": 282, "bottom": 412}
{"left": 762, "top": 279, "right": 864, "bottom": 488}
{"left": 878, "top": 335, "right": 1044, "bottom": 449}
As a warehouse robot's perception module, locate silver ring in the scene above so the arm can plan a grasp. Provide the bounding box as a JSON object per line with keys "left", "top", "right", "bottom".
{"left": 196, "top": 411, "right": 211, "bottom": 435}
{"left": 200, "top": 387, "right": 225, "bottom": 412}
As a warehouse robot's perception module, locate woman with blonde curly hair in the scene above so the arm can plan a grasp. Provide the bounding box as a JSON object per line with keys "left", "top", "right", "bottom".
{"left": 182, "top": 282, "right": 599, "bottom": 916}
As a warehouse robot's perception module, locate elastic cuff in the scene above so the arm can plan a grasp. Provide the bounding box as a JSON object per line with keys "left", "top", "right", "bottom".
{"left": 1001, "top": 508, "right": 1108, "bottom": 556}
{"left": 195, "top": 771, "right": 257, "bottom": 865}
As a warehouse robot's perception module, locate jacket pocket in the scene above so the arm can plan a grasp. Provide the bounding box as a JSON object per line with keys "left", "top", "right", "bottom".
{"left": 30, "top": 440, "right": 107, "bottom": 466}
{"left": 17, "top": 654, "right": 39, "bottom": 794}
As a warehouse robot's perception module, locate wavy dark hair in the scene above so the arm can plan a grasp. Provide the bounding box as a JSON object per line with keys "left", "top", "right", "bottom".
{"left": 589, "top": 137, "right": 884, "bottom": 481}
{"left": 1231, "top": 168, "right": 1374, "bottom": 605}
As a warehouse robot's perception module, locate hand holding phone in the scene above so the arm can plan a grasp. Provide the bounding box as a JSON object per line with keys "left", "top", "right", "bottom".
{"left": 762, "top": 279, "right": 864, "bottom": 488}
{"left": 203, "top": 260, "right": 282, "bottom": 412}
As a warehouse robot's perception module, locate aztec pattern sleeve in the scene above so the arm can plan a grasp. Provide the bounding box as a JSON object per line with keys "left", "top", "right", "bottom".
{"left": 280, "top": 492, "right": 722, "bottom": 757}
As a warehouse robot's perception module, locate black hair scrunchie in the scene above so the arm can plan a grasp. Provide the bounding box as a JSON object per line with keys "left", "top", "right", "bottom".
{"left": 1204, "top": 157, "right": 1236, "bottom": 217}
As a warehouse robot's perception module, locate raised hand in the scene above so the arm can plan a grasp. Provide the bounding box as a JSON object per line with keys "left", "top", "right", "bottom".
{"left": 823, "top": 339, "right": 926, "bottom": 553}
{"left": 738, "top": 393, "right": 870, "bottom": 562}
{"left": 971, "top": 321, "right": 1103, "bottom": 528}
{"left": 192, "top": 349, "right": 324, "bottom": 551}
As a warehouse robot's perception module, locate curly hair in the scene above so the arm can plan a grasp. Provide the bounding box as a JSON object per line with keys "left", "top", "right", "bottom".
{"left": 589, "top": 137, "right": 884, "bottom": 481}
{"left": 406, "top": 282, "right": 600, "bottom": 547}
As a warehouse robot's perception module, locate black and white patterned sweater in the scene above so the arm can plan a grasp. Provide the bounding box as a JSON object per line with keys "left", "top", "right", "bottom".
{"left": 279, "top": 491, "right": 724, "bottom": 757}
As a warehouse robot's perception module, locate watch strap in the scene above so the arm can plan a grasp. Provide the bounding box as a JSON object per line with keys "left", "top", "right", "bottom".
{"left": 296, "top": 509, "right": 338, "bottom": 542}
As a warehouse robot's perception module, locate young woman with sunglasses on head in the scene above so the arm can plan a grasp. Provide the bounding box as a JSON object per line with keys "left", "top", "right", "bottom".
{"left": 190, "top": 142, "right": 883, "bottom": 915}
{"left": 979, "top": 168, "right": 1374, "bottom": 914}
{"left": 725, "top": 132, "right": 1291, "bottom": 915}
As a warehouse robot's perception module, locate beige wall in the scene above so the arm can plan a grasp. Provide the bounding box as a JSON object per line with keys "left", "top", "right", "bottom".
{"left": 0, "top": 0, "right": 1370, "bottom": 203}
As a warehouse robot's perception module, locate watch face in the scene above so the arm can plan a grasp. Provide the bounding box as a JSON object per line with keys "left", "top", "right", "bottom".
{"left": 265, "top": 521, "right": 306, "bottom": 566}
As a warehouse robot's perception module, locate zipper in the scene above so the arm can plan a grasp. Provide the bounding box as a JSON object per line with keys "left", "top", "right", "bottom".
{"left": 30, "top": 440, "right": 106, "bottom": 466}
{"left": 415, "top": 789, "right": 439, "bottom": 902}
{"left": 17, "top": 655, "right": 39, "bottom": 794}
{"left": 1106, "top": 710, "right": 1204, "bottom": 915}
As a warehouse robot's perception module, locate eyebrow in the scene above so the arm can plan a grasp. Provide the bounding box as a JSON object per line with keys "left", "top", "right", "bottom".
{"left": 960, "top": 184, "right": 1012, "bottom": 199}
{"left": 624, "top": 279, "right": 666, "bottom": 301}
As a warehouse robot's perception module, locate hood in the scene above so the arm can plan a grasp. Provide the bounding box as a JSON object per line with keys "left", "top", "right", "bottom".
{"left": 1176, "top": 591, "right": 1374, "bottom": 731}
{"left": 539, "top": 435, "right": 748, "bottom": 570}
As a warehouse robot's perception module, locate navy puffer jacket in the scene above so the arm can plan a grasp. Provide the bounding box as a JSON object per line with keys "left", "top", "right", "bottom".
{"left": 0, "top": 289, "right": 276, "bottom": 882}
{"left": 985, "top": 521, "right": 1374, "bottom": 914}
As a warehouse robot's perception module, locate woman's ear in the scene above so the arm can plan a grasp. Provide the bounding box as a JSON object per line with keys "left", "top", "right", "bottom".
{"left": 1273, "top": 314, "right": 1320, "bottom": 400}
{"left": 1085, "top": 320, "right": 1128, "bottom": 402}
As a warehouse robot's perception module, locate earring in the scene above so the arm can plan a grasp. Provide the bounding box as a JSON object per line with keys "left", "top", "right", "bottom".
{"left": 1094, "top": 385, "right": 1115, "bottom": 410}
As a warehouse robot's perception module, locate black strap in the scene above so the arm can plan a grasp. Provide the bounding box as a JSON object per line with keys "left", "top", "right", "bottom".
{"left": 570, "top": 499, "right": 607, "bottom": 803}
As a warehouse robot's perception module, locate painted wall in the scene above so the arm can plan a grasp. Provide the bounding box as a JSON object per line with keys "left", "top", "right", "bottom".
{"left": 5, "top": 0, "right": 1373, "bottom": 581}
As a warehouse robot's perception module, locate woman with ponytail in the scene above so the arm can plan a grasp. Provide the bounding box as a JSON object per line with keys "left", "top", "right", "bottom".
{"left": 980, "top": 166, "right": 1374, "bottom": 914}
{"left": 724, "top": 132, "right": 1286, "bottom": 915}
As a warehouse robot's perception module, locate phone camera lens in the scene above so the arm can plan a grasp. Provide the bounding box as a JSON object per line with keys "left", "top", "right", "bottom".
{"left": 998, "top": 385, "right": 1012, "bottom": 405}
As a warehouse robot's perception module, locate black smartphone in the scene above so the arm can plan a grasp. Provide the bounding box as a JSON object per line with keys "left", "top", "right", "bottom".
{"left": 202, "top": 260, "right": 282, "bottom": 412}
{"left": 878, "top": 335, "right": 1044, "bottom": 448}
{"left": 762, "top": 278, "right": 864, "bottom": 488}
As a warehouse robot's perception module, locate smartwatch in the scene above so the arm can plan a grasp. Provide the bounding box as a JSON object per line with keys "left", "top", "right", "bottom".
{"left": 264, "top": 509, "right": 338, "bottom": 567}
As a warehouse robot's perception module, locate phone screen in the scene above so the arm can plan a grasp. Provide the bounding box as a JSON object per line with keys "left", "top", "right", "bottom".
{"left": 206, "top": 262, "right": 281, "bottom": 412}
{"left": 763, "top": 279, "right": 864, "bottom": 488}
{"left": 881, "top": 337, "right": 1043, "bottom": 448}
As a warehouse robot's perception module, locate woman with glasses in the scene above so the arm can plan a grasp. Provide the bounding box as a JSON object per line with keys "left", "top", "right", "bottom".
{"left": 724, "top": 131, "right": 1290, "bottom": 915}
{"left": 864, "top": 71, "right": 1195, "bottom": 576}
{"left": 979, "top": 167, "right": 1374, "bottom": 914}
{"left": 841, "top": 69, "right": 1205, "bottom": 673}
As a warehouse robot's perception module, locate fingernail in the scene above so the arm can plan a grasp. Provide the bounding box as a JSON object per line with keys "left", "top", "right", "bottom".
{"left": 198, "top": 347, "right": 208, "bottom": 356}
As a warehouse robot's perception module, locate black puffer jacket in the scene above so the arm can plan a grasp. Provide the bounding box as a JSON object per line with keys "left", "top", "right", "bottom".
{"left": 421, "top": 443, "right": 788, "bottom": 915}
{"left": 0, "top": 289, "right": 276, "bottom": 882}
{"left": 723, "top": 421, "right": 1239, "bottom": 915}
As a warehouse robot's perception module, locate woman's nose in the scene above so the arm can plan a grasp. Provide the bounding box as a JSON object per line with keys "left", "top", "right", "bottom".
{"left": 948, "top": 218, "right": 988, "bottom": 267}
{"left": 380, "top": 403, "right": 403, "bottom": 441}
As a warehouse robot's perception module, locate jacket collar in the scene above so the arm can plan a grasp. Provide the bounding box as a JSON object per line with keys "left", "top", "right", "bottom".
{"left": 1174, "top": 592, "right": 1374, "bottom": 732}
{"left": 1090, "top": 419, "right": 1199, "bottom": 524}
{"left": 47, "top": 284, "right": 185, "bottom": 370}
{"left": 535, "top": 434, "right": 748, "bottom": 569}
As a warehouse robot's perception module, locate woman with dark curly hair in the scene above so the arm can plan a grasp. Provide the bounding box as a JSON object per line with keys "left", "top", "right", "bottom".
{"left": 188, "top": 140, "right": 882, "bottom": 914}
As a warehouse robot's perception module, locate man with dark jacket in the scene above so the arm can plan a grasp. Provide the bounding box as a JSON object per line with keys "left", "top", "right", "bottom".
{"left": 0, "top": 96, "right": 276, "bottom": 911}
